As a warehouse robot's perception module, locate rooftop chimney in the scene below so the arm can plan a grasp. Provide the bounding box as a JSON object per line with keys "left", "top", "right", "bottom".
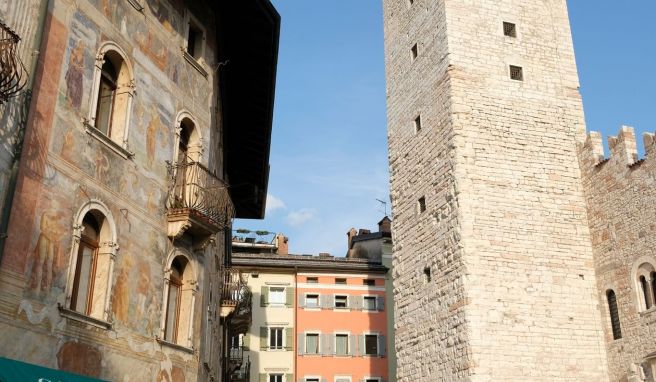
{"left": 275, "top": 233, "right": 288, "bottom": 255}
{"left": 378, "top": 216, "right": 391, "bottom": 233}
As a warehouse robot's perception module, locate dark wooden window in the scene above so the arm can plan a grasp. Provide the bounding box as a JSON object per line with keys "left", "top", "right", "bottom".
{"left": 364, "top": 334, "right": 378, "bottom": 355}
{"left": 164, "top": 258, "right": 183, "bottom": 342}
{"left": 187, "top": 23, "right": 202, "bottom": 59}
{"left": 363, "top": 279, "right": 375, "bottom": 286}
{"left": 335, "top": 277, "right": 346, "bottom": 285}
{"left": 307, "top": 277, "right": 318, "bottom": 283}
{"left": 71, "top": 214, "right": 100, "bottom": 315}
{"left": 606, "top": 290, "right": 622, "bottom": 340}
{"left": 95, "top": 58, "right": 118, "bottom": 135}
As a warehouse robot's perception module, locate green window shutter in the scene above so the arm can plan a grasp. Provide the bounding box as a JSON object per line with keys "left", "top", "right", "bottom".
{"left": 377, "top": 295, "right": 385, "bottom": 311}
{"left": 285, "top": 328, "right": 294, "bottom": 350}
{"left": 243, "top": 333, "right": 250, "bottom": 351}
{"left": 260, "top": 327, "right": 268, "bottom": 350}
{"left": 298, "top": 293, "right": 305, "bottom": 308}
{"left": 379, "top": 334, "right": 386, "bottom": 356}
{"left": 349, "top": 334, "right": 357, "bottom": 356}
{"left": 259, "top": 374, "right": 266, "bottom": 382}
{"left": 286, "top": 287, "right": 294, "bottom": 307}
{"left": 261, "top": 286, "right": 269, "bottom": 307}
{"left": 358, "top": 334, "right": 364, "bottom": 356}
{"left": 298, "top": 333, "right": 305, "bottom": 355}
{"left": 285, "top": 373, "right": 293, "bottom": 382}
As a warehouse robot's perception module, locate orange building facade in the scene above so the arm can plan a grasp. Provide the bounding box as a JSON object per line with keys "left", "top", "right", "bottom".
{"left": 231, "top": 228, "right": 390, "bottom": 382}
{"left": 296, "top": 272, "right": 388, "bottom": 382}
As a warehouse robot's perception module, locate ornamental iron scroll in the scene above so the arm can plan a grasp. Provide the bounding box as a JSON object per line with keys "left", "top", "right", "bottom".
{"left": 0, "top": 21, "right": 27, "bottom": 104}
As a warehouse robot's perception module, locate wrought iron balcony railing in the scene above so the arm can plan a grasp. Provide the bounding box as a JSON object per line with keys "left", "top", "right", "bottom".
{"left": 0, "top": 21, "right": 27, "bottom": 104}
{"left": 221, "top": 269, "right": 252, "bottom": 333}
{"left": 166, "top": 157, "right": 234, "bottom": 237}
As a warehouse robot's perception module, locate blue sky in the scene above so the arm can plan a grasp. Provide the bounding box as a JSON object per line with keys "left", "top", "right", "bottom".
{"left": 235, "top": 1, "right": 656, "bottom": 256}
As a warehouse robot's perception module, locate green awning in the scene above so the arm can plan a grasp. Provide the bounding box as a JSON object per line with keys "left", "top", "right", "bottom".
{"left": 0, "top": 357, "right": 107, "bottom": 382}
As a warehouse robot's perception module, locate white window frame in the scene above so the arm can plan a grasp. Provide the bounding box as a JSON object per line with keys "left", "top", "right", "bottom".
{"left": 268, "top": 374, "right": 284, "bottom": 382}
{"left": 334, "top": 294, "right": 349, "bottom": 310}
{"left": 362, "top": 295, "right": 377, "bottom": 311}
{"left": 363, "top": 378, "right": 381, "bottom": 382}
{"left": 305, "top": 293, "right": 320, "bottom": 309}
{"left": 304, "top": 376, "right": 321, "bottom": 382}
{"left": 63, "top": 200, "right": 118, "bottom": 326}
{"left": 334, "top": 331, "right": 350, "bottom": 357}
{"left": 334, "top": 377, "right": 352, "bottom": 382}
{"left": 269, "top": 287, "right": 286, "bottom": 305}
{"left": 269, "top": 327, "right": 285, "bottom": 350}
{"left": 85, "top": 42, "right": 136, "bottom": 158}
{"left": 304, "top": 331, "right": 321, "bottom": 355}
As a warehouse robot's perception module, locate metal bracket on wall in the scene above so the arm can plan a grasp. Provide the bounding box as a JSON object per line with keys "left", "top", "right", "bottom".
{"left": 127, "top": 0, "right": 145, "bottom": 13}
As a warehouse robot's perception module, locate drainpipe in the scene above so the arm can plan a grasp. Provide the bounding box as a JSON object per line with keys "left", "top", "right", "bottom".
{"left": 0, "top": 0, "right": 51, "bottom": 262}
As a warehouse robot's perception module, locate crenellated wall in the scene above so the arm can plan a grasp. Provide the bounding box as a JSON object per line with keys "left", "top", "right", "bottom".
{"left": 579, "top": 126, "right": 656, "bottom": 381}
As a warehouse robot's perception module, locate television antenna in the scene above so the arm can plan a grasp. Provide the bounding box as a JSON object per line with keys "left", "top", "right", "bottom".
{"left": 376, "top": 198, "right": 388, "bottom": 217}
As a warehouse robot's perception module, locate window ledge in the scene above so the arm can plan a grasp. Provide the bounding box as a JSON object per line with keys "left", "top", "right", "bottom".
{"left": 157, "top": 338, "right": 195, "bottom": 354}
{"left": 58, "top": 305, "right": 112, "bottom": 330}
{"left": 182, "top": 50, "right": 208, "bottom": 78}
{"left": 640, "top": 307, "right": 656, "bottom": 316}
{"left": 84, "top": 121, "right": 135, "bottom": 159}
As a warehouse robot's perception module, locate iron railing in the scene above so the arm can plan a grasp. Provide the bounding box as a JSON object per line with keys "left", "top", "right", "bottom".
{"left": 229, "top": 346, "right": 244, "bottom": 362}
{"left": 166, "top": 157, "right": 234, "bottom": 230}
{"left": 0, "top": 21, "right": 26, "bottom": 104}
{"left": 221, "top": 268, "right": 249, "bottom": 307}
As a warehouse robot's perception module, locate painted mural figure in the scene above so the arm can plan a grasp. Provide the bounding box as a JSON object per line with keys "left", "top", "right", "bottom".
{"left": 65, "top": 41, "right": 85, "bottom": 111}
{"left": 28, "top": 211, "right": 60, "bottom": 295}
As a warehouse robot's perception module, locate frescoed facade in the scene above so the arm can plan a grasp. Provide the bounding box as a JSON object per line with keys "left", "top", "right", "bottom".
{"left": 0, "top": 1, "right": 279, "bottom": 381}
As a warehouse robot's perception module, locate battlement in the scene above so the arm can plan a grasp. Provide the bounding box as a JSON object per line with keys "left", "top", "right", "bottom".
{"left": 580, "top": 126, "right": 656, "bottom": 171}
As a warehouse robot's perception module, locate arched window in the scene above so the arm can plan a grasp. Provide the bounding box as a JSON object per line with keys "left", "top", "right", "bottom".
{"left": 635, "top": 262, "right": 656, "bottom": 312}
{"left": 606, "top": 290, "right": 622, "bottom": 340}
{"left": 175, "top": 115, "right": 202, "bottom": 164}
{"left": 65, "top": 201, "right": 117, "bottom": 323}
{"left": 88, "top": 43, "right": 134, "bottom": 153}
{"left": 161, "top": 251, "right": 197, "bottom": 348}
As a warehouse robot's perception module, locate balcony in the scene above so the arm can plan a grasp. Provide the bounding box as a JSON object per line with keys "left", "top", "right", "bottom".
{"left": 166, "top": 158, "right": 234, "bottom": 239}
{"left": 229, "top": 356, "right": 249, "bottom": 382}
{"left": 0, "top": 21, "right": 27, "bottom": 104}
{"left": 220, "top": 269, "right": 252, "bottom": 329}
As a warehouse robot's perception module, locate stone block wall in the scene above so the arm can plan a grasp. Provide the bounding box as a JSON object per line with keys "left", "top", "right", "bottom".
{"left": 580, "top": 126, "right": 656, "bottom": 382}
{"left": 383, "top": 0, "right": 472, "bottom": 380}
{"left": 385, "top": 0, "right": 609, "bottom": 380}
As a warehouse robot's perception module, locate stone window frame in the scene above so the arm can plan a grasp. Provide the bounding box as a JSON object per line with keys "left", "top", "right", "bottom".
{"left": 173, "top": 110, "right": 205, "bottom": 164}
{"left": 303, "top": 292, "right": 320, "bottom": 309}
{"left": 158, "top": 248, "right": 198, "bottom": 351}
{"left": 85, "top": 41, "right": 136, "bottom": 159}
{"left": 605, "top": 289, "right": 622, "bottom": 340}
{"left": 62, "top": 199, "right": 118, "bottom": 327}
{"left": 632, "top": 257, "right": 656, "bottom": 313}
{"left": 182, "top": 10, "right": 209, "bottom": 77}
{"left": 334, "top": 376, "right": 352, "bottom": 382}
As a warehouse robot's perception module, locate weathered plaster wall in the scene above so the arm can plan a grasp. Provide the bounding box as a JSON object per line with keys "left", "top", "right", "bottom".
{"left": 0, "top": 0, "right": 225, "bottom": 380}
{"left": 580, "top": 127, "right": 656, "bottom": 382}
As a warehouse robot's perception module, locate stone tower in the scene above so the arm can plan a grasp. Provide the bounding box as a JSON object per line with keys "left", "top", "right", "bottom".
{"left": 383, "top": 1, "right": 609, "bottom": 380}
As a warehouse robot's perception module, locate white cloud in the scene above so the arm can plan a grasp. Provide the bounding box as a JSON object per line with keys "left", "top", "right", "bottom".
{"left": 265, "top": 194, "right": 286, "bottom": 214}
{"left": 286, "top": 208, "right": 317, "bottom": 227}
